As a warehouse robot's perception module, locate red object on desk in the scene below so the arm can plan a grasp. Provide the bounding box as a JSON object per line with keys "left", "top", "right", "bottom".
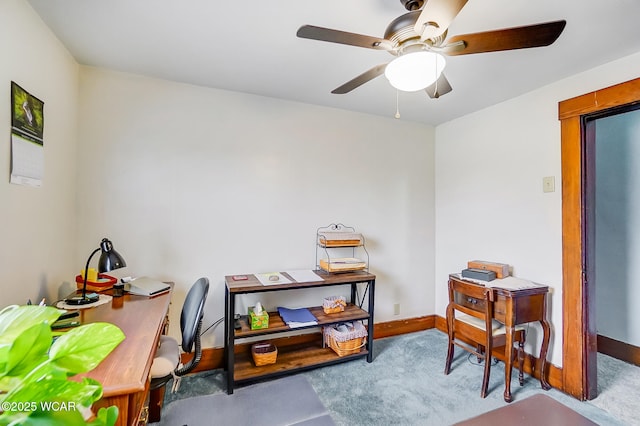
{"left": 75, "top": 273, "right": 117, "bottom": 290}
{"left": 232, "top": 275, "right": 248, "bottom": 281}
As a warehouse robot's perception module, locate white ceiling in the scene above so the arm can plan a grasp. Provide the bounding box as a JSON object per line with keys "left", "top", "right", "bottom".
{"left": 27, "top": 0, "right": 640, "bottom": 126}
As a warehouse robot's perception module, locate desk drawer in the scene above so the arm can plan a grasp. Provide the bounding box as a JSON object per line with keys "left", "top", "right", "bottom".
{"left": 454, "top": 293, "right": 486, "bottom": 312}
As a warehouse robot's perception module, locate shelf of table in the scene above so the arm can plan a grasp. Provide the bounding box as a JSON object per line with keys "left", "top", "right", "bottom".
{"left": 233, "top": 333, "right": 368, "bottom": 383}
{"left": 235, "top": 304, "right": 369, "bottom": 338}
{"left": 225, "top": 270, "right": 375, "bottom": 394}
{"left": 317, "top": 242, "right": 363, "bottom": 248}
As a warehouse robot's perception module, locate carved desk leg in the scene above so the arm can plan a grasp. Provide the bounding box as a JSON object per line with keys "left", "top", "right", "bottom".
{"left": 503, "top": 325, "right": 514, "bottom": 403}
{"left": 539, "top": 318, "right": 552, "bottom": 390}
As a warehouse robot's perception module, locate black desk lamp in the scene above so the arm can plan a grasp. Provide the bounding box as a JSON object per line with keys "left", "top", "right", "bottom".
{"left": 65, "top": 238, "right": 126, "bottom": 305}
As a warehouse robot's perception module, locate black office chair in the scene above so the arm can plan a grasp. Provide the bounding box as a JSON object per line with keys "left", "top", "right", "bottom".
{"left": 148, "top": 277, "right": 209, "bottom": 423}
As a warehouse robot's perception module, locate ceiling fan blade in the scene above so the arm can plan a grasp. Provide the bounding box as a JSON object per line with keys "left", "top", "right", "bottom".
{"left": 446, "top": 20, "right": 567, "bottom": 56}
{"left": 331, "top": 64, "right": 388, "bottom": 94}
{"left": 414, "top": 0, "right": 469, "bottom": 41}
{"left": 297, "top": 25, "right": 392, "bottom": 51}
{"left": 425, "top": 73, "right": 452, "bottom": 99}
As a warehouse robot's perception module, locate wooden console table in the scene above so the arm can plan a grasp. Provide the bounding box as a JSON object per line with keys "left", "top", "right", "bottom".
{"left": 448, "top": 274, "right": 551, "bottom": 402}
{"left": 70, "top": 288, "right": 171, "bottom": 425}
{"left": 224, "top": 270, "right": 375, "bottom": 394}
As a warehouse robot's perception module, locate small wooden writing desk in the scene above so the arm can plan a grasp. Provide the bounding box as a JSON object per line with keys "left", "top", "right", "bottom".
{"left": 448, "top": 274, "right": 551, "bottom": 402}
{"left": 70, "top": 288, "right": 171, "bottom": 426}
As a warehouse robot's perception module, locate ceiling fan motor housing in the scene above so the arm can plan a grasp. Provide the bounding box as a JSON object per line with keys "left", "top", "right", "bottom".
{"left": 385, "top": 11, "right": 446, "bottom": 52}
{"left": 401, "top": 0, "right": 424, "bottom": 11}
{"left": 385, "top": 12, "right": 422, "bottom": 46}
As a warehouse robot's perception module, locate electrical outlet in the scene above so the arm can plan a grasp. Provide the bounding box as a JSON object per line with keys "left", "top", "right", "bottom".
{"left": 393, "top": 303, "right": 400, "bottom": 315}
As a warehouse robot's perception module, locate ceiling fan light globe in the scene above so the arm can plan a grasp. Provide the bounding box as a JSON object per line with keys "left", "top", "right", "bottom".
{"left": 384, "top": 51, "right": 446, "bottom": 92}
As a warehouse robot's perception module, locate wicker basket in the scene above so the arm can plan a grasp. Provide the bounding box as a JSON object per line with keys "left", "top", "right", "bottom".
{"left": 251, "top": 342, "right": 277, "bottom": 366}
{"left": 323, "top": 295, "right": 346, "bottom": 314}
{"left": 326, "top": 334, "right": 366, "bottom": 357}
{"left": 323, "top": 322, "right": 367, "bottom": 357}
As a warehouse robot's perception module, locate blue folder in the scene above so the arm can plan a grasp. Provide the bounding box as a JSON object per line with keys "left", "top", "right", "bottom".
{"left": 277, "top": 307, "right": 318, "bottom": 327}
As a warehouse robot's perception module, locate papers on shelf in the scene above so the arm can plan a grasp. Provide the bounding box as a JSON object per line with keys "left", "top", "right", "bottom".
{"left": 255, "top": 270, "right": 323, "bottom": 285}
{"left": 317, "top": 232, "right": 363, "bottom": 247}
{"left": 319, "top": 258, "right": 367, "bottom": 273}
{"left": 285, "top": 270, "right": 323, "bottom": 283}
{"left": 277, "top": 307, "right": 318, "bottom": 328}
{"left": 256, "top": 272, "right": 292, "bottom": 286}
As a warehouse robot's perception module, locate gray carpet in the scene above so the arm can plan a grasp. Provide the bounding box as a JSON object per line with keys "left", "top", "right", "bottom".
{"left": 157, "top": 374, "right": 334, "bottom": 426}
{"left": 158, "top": 329, "right": 636, "bottom": 425}
{"left": 594, "top": 351, "right": 640, "bottom": 426}
{"left": 304, "top": 330, "right": 628, "bottom": 425}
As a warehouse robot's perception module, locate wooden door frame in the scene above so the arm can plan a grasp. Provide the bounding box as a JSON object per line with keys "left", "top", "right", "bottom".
{"left": 559, "top": 77, "right": 640, "bottom": 400}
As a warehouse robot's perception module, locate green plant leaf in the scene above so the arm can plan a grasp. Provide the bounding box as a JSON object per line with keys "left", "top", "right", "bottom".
{"left": 2, "top": 323, "right": 51, "bottom": 377}
{"left": 89, "top": 406, "right": 119, "bottom": 426}
{"left": 0, "top": 306, "right": 63, "bottom": 336}
{"left": 0, "top": 306, "right": 124, "bottom": 426}
{"left": 48, "top": 323, "right": 125, "bottom": 374}
{"left": 0, "top": 306, "right": 62, "bottom": 376}
{"left": 5, "top": 377, "right": 103, "bottom": 409}
{"left": 0, "top": 365, "right": 62, "bottom": 395}
{"left": 0, "top": 374, "right": 24, "bottom": 393}
{"left": 18, "top": 407, "right": 87, "bottom": 426}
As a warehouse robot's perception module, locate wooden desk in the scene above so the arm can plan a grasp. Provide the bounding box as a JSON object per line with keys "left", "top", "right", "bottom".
{"left": 70, "top": 289, "right": 171, "bottom": 426}
{"left": 448, "top": 274, "right": 551, "bottom": 402}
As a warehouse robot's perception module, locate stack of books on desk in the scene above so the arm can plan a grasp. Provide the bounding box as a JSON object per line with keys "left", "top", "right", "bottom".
{"left": 51, "top": 311, "right": 80, "bottom": 329}
{"left": 277, "top": 307, "right": 318, "bottom": 328}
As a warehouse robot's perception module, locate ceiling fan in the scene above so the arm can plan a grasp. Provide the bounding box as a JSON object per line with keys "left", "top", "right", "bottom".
{"left": 297, "top": 0, "right": 566, "bottom": 98}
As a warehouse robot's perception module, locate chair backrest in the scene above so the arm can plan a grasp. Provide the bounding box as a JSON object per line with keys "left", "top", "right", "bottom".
{"left": 180, "top": 277, "right": 209, "bottom": 353}
{"left": 447, "top": 278, "right": 494, "bottom": 330}
{"left": 445, "top": 277, "right": 510, "bottom": 399}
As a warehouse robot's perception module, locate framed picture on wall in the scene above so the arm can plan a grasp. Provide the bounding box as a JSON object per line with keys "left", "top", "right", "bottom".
{"left": 10, "top": 81, "right": 45, "bottom": 187}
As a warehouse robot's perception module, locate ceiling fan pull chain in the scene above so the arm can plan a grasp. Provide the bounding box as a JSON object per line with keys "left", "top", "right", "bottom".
{"left": 395, "top": 90, "right": 401, "bottom": 119}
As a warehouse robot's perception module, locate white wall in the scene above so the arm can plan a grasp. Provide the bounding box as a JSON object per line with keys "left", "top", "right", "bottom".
{"left": 435, "top": 52, "right": 640, "bottom": 367}
{"left": 9, "top": 0, "right": 640, "bottom": 366}
{"left": 595, "top": 109, "right": 640, "bottom": 346}
{"left": 76, "top": 67, "right": 436, "bottom": 347}
{"left": 0, "top": 0, "right": 79, "bottom": 306}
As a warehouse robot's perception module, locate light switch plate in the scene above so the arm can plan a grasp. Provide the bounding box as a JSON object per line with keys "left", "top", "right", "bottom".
{"left": 543, "top": 176, "right": 555, "bottom": 193}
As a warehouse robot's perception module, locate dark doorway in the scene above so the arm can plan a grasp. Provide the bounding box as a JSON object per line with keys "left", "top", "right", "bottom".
{"left": 588, "top": 105, "right": 640, "bottom": 366}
